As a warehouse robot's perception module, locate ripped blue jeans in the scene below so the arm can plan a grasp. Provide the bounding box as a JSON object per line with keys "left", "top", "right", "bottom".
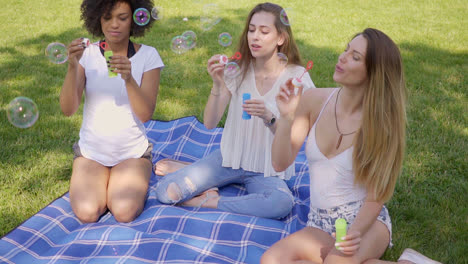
{"left": 155, "top": 149, "right": 294, "bottom": 219}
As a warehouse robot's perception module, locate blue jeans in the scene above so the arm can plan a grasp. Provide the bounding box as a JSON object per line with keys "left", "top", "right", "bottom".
{"left": 155, "top": 149, "right": 294, "bottom": 219}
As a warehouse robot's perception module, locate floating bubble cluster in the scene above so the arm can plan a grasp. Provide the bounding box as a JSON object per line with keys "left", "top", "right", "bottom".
{"left": 277, "top": 52, "right": 288, "bottom": 65}
{"left": 224, "top": 62, "right": 240, "bottom": 78}
{"left": 218, "top": 32, "right": 232, "bottom": 47}
{"left": 171, "top": 30, "right": 198, "bottom": 54}
{"left": 7, "top": 97, "right": 39, "bottom": 128}
{"left": 182, "top": 30, "right": 197, "bottom": 50}
{"left": 200, "top": 3, "right": 221, "bottom": 31}
{"left": 171, "top": 36, "right": 188, "bottom": 54}
{"left": 133, "top": 8, "right": 150, "bottom": 26}
{"left": 151, "top": 7, "right": 162, "bottom": 20}
{"left": 45, "top": 42, "right": 68, "bottom": 64}
{"left": 280, "top": 8, "right": 291, "bottom": 26}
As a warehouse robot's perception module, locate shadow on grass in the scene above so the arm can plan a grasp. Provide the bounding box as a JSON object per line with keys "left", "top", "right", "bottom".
{"left": 0, "top": 7, "right": 466, "bottom": 263}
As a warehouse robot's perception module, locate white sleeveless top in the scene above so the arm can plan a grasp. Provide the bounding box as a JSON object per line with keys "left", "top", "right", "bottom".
{"left": 305, "top": 89, "right": 367, "bottom": 208}
{"left": 78, "top": 44, "right": 164, "bottom": 166}
{"left": 221, "top": 63, "right": 315, "bottom": 179}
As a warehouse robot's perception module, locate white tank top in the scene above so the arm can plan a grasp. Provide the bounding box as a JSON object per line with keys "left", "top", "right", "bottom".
{"left": 305, "top": 89, "right": 367, "bottom": 208}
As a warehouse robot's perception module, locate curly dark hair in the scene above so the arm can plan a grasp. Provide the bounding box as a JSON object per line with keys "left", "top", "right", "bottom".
{"left": 80, "top": 0, "right": 154, "bottom": 38}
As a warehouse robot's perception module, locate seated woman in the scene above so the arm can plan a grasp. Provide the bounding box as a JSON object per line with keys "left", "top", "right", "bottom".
{"left": 61, "top": 0, "right": 163, "bottom": 223}
{"left": 154, "top": 2, "right": 315, "bottom": 219}
{"left": 261, "top": 28, "right": 441, "bottom": 264}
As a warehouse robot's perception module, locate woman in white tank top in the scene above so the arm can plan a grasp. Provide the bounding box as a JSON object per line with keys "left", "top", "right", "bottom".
{"left": 262, "top": 29, "right": 441, "bottom": 264}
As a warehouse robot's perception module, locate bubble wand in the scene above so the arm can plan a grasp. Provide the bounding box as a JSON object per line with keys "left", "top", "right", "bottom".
{"left": 219, "top": 51, "right": 242, "bottom": 64}
{"left": 81, "top": 39, "right": 117, "bottom": 78}
{"left": 292, "top": 60, "right": 313, "bottom": 93}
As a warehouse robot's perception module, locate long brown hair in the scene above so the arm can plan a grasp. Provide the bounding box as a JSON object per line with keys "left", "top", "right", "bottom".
{"left": 235, "top": 2, "right": 302, "bottom": 81}
{"left": 353, "top": 28, "right": 407, "bottom": 203}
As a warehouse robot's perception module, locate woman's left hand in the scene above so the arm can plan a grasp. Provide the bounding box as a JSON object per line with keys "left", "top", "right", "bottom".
{"left": 333, "top": 230, "right": 362, "bottom": 255}
{"left": 242, "top": 99, "right": 271, "bottom": 121}
{"left": 108, "top": 55, "right": 132, "bottom": 82}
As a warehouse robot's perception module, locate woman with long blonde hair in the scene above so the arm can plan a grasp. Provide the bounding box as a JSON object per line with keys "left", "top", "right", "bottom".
{"left": 262, "top": 28, "right": 440, "bottom": 263}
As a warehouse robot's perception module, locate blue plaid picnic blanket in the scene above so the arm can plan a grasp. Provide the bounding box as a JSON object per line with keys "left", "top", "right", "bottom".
{"left": 0, "top": 116, "right": 311, "bottom": 264}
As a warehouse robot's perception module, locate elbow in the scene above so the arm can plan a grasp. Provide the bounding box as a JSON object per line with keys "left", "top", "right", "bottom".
{"left": 203, "top": 120, "right": 216, "bottom": 130}
{"left": 204, "top": 123, "right": 215, "bottom": 130}
{"left": 60, "top": 107, "right": 75, "bottom": 117}
{"left": 61, "top": 110, "right": 73, "bottom": 117}
{"left": 140, "top": 114, "right": 153, "bottom": 123}
{"left": 272, "top": 161, "right": 287, "bottom": 172}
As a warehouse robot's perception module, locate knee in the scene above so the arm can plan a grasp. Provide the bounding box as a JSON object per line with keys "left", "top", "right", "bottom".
{"left": 110, "top": 200, "right": 141, "bottom": 223}
{"left": 265, "top": 190, "right": 294, "bottom": 219}
{"left": 324, "top": 253, "right": 359, "bottom": 264}
{"left": 72, "top": 202, "right": 104, "bottom": 223}
{"left": 156, "top": 181, "right": 183, "bottom": 204}
{"left": 260, "top": 249, "right": 281, "bottom": 264}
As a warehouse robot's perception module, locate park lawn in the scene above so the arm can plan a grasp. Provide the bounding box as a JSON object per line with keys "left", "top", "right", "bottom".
{"left": 0, "top": 0, "right": 466, "bottom": 263}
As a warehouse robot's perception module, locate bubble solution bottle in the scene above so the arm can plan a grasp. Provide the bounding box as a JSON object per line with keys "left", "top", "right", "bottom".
{"left": 104, "top": 50, "right": 118, "bottom": 78}
{"left": 335, "top": 218, "right": 347, "bottom": 249}
{"left": 242, "top": 93, "right": 251, "bottom": 120}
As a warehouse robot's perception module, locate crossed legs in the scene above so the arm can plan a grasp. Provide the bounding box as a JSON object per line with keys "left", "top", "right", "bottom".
{"left": 261, "top": 220, "right": 397, "bottom": 264}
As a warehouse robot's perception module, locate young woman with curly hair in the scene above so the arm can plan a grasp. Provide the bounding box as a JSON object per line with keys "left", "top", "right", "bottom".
{"left": 60, "top": 0, "right": 163, "bottom": 223}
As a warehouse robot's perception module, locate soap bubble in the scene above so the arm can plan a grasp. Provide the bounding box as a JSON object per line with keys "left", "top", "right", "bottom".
{"left": 182, "top": 30, "right": 197, "bottom": 50}
{"left": 200, "top": 3, "right": 221, "bottom": 31}
{"left": 133, "top": 8, "right": 150, "bottom": 26}
{"left": 151, "top": 7, "right": 162, "bottom": 20}
{"left": 45, "top": 42, "right": 68, "bottom": 64}
{"left": 279, "top": 8, "right": 295, "bottom": 26}
{"left": 7, "top": 97, "right": 39, "bottom": 128}
{"left": 277, "top": 52, "right": 288, "bottom": 65}
{"left": 171, "top": 36, "right": 188, "bottom": 54}
{"left": 224, "top": 62, "right": 240, "bottom": 78}
{"left": 218, "top": 32, "right": 232, "bottom": 47}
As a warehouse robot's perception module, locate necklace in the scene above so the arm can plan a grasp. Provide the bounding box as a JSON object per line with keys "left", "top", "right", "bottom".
{"left": 334, "top": 88, "right": 358, "bottom": 149}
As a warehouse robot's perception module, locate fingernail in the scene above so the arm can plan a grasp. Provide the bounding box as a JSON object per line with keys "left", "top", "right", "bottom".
{"left": 109, "top": 56, "right": 113, "bottom": 59}
{"left": 335, "top": 243, "right": 340, "bottom": 247}
{"left": 106, "top": 60, "right": 109, "bottom": 63}
{"left": 341, "top": 237, "right": 346, "bottom": 240}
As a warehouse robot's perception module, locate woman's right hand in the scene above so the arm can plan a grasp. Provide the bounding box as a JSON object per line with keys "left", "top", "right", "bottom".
{"left": 207, "top": 54, "right": 226, "bottom": 87}
{"left": 67, "top": 38, "right": 85, "bottom": 68}
{"left": 276, "top": 78, "right": 303, "bottom": 121}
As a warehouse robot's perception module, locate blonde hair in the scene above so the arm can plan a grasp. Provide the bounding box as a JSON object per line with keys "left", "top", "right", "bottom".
{"left": 353, "top": 28, "right": 407, "bottom": 203}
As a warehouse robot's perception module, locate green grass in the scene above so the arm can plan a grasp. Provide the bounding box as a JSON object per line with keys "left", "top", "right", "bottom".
{"left": 0, "top": 0, "right": 466, "bottom": 262}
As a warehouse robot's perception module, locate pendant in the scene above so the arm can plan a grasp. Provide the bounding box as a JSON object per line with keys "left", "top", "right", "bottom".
{"left": 336, "top": 134, "right": 343, "bottom": 149}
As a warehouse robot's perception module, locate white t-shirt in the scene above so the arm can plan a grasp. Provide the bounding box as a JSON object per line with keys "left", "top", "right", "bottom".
{"left": 78, "top": 43, "right": 164, "bottom": 166}
{"left": 221, "top": 63, "right": 315, "bottom": 179}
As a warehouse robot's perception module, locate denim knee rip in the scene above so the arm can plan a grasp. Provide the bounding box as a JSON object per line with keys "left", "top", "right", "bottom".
{"left": 158, "top": 177, "right": 199, "bottom": 204}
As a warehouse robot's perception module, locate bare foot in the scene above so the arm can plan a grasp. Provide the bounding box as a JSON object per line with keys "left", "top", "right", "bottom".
{"left": 398, "top": 248, "right": 442, "bottom": 264}
{"left": 154, "top": 158, "right": 192, "bottom": 176}
{"left": 180, "top": 189, "right": 219, "bottom": 208}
